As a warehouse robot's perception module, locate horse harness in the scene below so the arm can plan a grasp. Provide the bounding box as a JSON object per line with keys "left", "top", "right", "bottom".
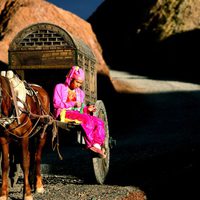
{"left": 0, "top": 78, "right": 50, "bottom": 138}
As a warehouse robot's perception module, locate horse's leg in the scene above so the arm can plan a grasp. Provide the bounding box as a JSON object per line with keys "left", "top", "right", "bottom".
{"left": 0, "top": 137, "right": 9, "bottom": 200}
{"left": 9, "top": 143, "right": 21, "bottom": 187}
{"left": 21, "top": 137, "right": 32, "bottom": 200}
{"left": 35, "top": 133, "right": 47, "bottom": 193}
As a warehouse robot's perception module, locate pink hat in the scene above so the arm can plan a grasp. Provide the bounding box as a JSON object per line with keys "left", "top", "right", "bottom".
{"left": 65, "top": 66, "right": 85, "bottom": 86}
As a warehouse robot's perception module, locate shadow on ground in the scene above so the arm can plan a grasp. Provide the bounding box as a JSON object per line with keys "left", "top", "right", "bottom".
{"left": 96, "top": 73, "right": 199, "bottom": 200}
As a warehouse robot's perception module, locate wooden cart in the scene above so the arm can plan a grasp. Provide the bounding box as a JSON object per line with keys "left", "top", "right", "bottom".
{"left": 8, "top": 22, "right": 111, "bottom": 184}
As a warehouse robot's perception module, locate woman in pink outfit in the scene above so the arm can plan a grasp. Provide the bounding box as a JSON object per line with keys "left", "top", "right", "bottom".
{"left": 53, "top": 66, "right": 106, "bottom": 158}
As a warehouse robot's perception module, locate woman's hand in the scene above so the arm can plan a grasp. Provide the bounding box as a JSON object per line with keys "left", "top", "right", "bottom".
{"left": 88, "top": 104, "right": 96, "bottom": 112}
{"left": 75, "top": 102, "right": 82, "bottom": 108}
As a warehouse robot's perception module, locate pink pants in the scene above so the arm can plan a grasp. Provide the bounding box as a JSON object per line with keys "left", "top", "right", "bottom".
{"left": 65, "top": 110, "right": 106, "bottom": 148}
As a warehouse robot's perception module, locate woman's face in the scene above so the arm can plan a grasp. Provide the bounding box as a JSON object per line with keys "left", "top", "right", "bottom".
{"left": 70, "top": 79, "right": 83, "bottom": 89}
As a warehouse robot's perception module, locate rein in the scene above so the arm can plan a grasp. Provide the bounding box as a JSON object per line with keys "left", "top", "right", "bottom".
{"left": 10, "top": 81, "right": 21, "bottom": 124}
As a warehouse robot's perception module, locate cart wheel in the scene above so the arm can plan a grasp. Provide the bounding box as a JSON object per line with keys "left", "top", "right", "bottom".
{"left": 92, "top": 100, "right": 110, "bottom": 184}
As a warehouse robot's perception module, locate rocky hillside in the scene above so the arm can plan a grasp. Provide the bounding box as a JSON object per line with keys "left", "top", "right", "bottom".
{"left": 88, "top": 0, "right": 200, "bottom": 83}
{"left": 0, "top": 0, "right": 109, "bottom": 75}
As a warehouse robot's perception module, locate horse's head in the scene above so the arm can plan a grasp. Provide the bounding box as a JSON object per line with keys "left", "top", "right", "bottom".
{"left": 0, "top": 75, "right": 14, "bottom": 118}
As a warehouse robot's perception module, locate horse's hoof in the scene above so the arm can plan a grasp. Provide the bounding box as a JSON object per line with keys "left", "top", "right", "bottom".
{"left": 36, "top": 186, "right": 45, "bottom": 194}
{"left": 0, "top": 195, "right": 7, "bottom": 200}
{"left": 24, "top": 195, "right": 33, "bottom": 200}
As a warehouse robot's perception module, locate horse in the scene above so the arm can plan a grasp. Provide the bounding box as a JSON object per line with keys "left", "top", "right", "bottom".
{"left": 0, "top": 74, "right": 52, "bottom": 200}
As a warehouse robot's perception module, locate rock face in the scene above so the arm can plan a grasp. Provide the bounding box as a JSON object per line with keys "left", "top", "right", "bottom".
{"left": 0, "top": 0, "right": 109, "bottom": 75}
{"left": 88, "top": 0, "right": 200, "bottom": 82}
{"left": 88, "top": 0, "right": 156, "bottom": 69}
{"left": 142, "top": 0, "right": 200, "bottom": 40}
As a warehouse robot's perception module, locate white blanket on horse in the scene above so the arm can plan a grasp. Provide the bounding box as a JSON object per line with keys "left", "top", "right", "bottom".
{"left": 1, "top": 70, "right": 26, "bottom": 110}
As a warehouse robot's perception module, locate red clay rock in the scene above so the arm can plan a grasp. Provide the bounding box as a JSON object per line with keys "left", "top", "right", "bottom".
{"left": 0, "top": 0, "right": 109, "bottom": 75}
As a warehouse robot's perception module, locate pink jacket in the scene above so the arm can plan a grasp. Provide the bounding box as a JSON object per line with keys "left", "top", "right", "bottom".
{"left": 53, "top": 83, "right": 85, "bottom": 118}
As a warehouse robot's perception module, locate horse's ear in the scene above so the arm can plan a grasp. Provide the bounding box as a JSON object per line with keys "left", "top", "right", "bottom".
{"left": 1, "top": 71, "right": 6, "bottom": 77}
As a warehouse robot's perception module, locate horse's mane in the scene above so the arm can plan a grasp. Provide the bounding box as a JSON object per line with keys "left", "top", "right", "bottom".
{"left": 0, "top": 76, "right": 13, "bottom": 117}
{"left": 0, "top": 75, "right": 11, "bottom": 92}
